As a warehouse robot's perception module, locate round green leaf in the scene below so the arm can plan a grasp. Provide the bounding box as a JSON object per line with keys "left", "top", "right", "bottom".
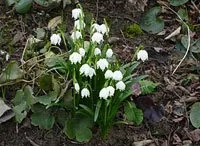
{"left": 168, "top": 0, "right": 189, "bottom": 6}
{"left": 190, "top": 102, "right": 200, "bottom": 128}
{"left": 15, "top": 0, "right": 32, "bottom": 14}
{"left": 140, "top": 6, "right": 164, "bottom": 34}
{"left": 75, "top": 127, "right": 92, "bottom": 142}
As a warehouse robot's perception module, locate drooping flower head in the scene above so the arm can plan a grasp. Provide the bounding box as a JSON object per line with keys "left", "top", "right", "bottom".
{"left": 137, "top": 50, "right": 148, "bottom": 62}
{"left": 91, "top": 32, "right": 104, "bottom": 44}
{"left": 106, "top": 49, "right": 113, "bottom": 58}
{"left": 80, "top": 64, "right": 96, "bottom": 78}
{"left": 71, "top": 31, "right": 82, "bottom": 40}
{"left": 69, "top": 52, "right": 82, "bottom": 64}
{"left": 72, "top": 8, "right": 83, "bottom": 20}
{"left": 97, "top": 58, "right": 109, "bottom": 71}
{"left": 112, "top": 70, "right": 123, "bottom": 81}
{"left": 94, "top": 48, "right": 101, "bottom": 56}
{"left": 79, "top": 48, "right": 85, "bottom": 57}
{"left": 107, "top": 86, "right": 115, "bottom": 97}
{"left": 104, "top": 70, "right": 113, "bottom": 79}
{"left": 74, "top": 19, "right": 86, "bottom": 30}
{"left": 81, "top": 88, "right": 90, "bottom": 98}
{"left": 116, "top": 81, "right": 126, "bottom": 91}
{"left": 50, "top": 34, "right": 61, "bottom": 45}
{"left": 99, "top": 88, "right": 109, "bottom": 100}
{"left": 74, "top": 83, "right": 80, "bottom": 93}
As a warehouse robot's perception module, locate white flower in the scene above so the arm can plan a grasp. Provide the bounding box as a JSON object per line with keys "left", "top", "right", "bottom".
{"left": 80, "top": 64, "right": 90, "bottom": 76}
{"left": 79, "top": 48, "right": 85, "bottom": 57}
{"left": 99, "top": 24, "right": 107, "bottom": 35}
{"left": 71, "top": 31, "right": 82, "bottom": 40}
{"left": 92, "top": 23, "right": 101, "bottom": 32}
{"left": 50, "top": 34, "right": 61, "bottom": 45}
{"left": 137, "top": 50, "right": 148, "bottom": 62}
{"left": 74, "top": 83, "right": 80, "bottom": 93}
{"left": 94, "top": 48, "right": 101, "bottom": 56}
{"left": 104, "top": 70, "right": 113, "bottom": 79}
{"left": 116, "top": 81, "right": 126, "bottom": 91}
{"left": 72, "top": 8, "right": 82, "bottom": 20}
{"left": 74, "top": 19, "right": 85, "bottom": 30}
{"left": 113, "top": 70, "right": 123, "bottom": 81}
{"left": 107, "top": 86, "right": 115, "bottom": 97}
{"left": 80, "top": 64, "right": 96, "bottom": 78}
{"left": 92, "top": 23, "right": 108, "bottom": 35}
{"left": 97, "top": 58, "right": 109, "bottom": 71}
{"left": 88, "top": 67, "right": 96, "bottom": 78}
{"left": 106, "top": 49, "right": 113, "bottom": 58}
{"left": 5, "top": 53, "right": 10, "bottom": 61}
{"left": 91, "top": 32, "right": 104, "bottom": 44}
{"left": 99, "top": 88, "right": 109, "bottom": 100}
{"left": 69, "top": 52, "right": 82, "bottom": 64}
{"left": 81, "top": 88, "right": 90, "bottom": 98}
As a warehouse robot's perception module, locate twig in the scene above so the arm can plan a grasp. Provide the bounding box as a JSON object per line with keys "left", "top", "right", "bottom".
{"left": 160, "top": 2, "right": 191, "bottom": 75}
{"left": 191, "top": 0, "right": 200, "bottom": 14}
{"left": 25, "top": 133, "right": 40, "bottom": 146}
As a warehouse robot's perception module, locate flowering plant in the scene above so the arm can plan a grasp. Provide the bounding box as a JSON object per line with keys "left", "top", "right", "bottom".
{"left": 10, "top": 4, "right": 157, "bottom": 143}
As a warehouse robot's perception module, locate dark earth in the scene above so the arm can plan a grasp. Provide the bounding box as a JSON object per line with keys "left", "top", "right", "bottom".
{"left": 0, "top": 0, "right": 200, "bottom": 145}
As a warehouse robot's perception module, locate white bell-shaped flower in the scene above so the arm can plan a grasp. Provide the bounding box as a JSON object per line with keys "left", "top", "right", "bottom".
{"left": 116, "top": 81, "right": 126, "bottom": 91}
{"left": 81, "top": 88, "right": 90, "bottom": 98}
{"left": 80, "top": 64, "right": 96, "bottom": 78}
{"left": 99, "top": 24, "right": 107, "bottom": 35}
{"left": 92, "top": 23, "right": 101, "bottom": 32}
{"left": 104, "top": 70, "right": 113, "bottom": 79}
{"left": 50, "top": 34, "right": 61, "bottom": 45}
{"left": 91, "top": 32, "right": 104, "bottom": 44}
{"left": 97, "top": 58, "right": 109, "bottom": 71}
{"left": 112, "top": 70, "right": 123, "bottom": 81}
{"left": 71, "top": 31, "right": 82, "bottom": 40}
{"left": 107, "top": 86, "right": 115, "bottom": 97}
{"left": 137, "top": 50, "right": 148, "bottom": 62}
{"left": 74, "top": 19, "right": 85, "bottom": 30}
{"left": 74, "top": 83, "right": 80, "bottom": 93}
{"left": 80, "top": 64, "right": 90, "bottom": 76}
{"left": 94, "top": 48, "right": 101, "bottom": 56}
{"left": 88, "top": 67, "right": 96, "bottom": 78}
{"left": 69, "top": 52, "right": 82, "bottom": 64}
{"left": 106, "top": 49, "right": 113, "bottom": 58}
{"left": 72, "top": 8, "right": 82, "bottom": 20}
{"left": 79, "top": 48, "right": 85, "bottom": 57}
{"left": 99, "top": 88, "right": 109, "bottom": 100}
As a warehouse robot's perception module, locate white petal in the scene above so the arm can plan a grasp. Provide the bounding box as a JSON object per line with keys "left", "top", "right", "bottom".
{"left": 106, "top": 49, "right": 113, "bottom": 58}
{"left": 137, "top": 50, "right": 148, "bottom": 62}
{"left": 97, "top": 59, "right": 109, "bottom": 71}
{"left": 91, "top": 32, "right": 103, "bottom": 44}
{"left": 99, "top": 88, "right": 109, "bottom": 100}
{"left": 113, "top": 70, "right": 123, "bottom": 81}
{"left": 50, "top": 34, "right": 61, "bottom": 45}
{"left": 69, "top": 52, "right": 82, "bottom": 64}
{"left": 107, "top": 86, "right": 115, "bottom": 97}
{"left": 72, "top": 8, "right": 82, "bottom": 19}
{"left": 104, "top": 70, "right": 113, "bottom": 79}
{"left": 94, "top": 48, "right": 101, "bottom": 56}
{"left": 71, "top": 31, "right": 82, "bottom": 40}
{"left": 116, "top": 81, "right": 126, "bottom": 91}
{"left": 81, "top": 88, "right": 90, "bottom": 98}
{"left": 79, "top": 48, "right": 85, "bottom": 57}
{"left": 74, "top": 83, "right": 80, "bottom": 93}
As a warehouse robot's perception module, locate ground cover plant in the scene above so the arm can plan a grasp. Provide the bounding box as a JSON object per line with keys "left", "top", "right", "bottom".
{"left": 0, "top": 0, "right": 200, "bottom": 145}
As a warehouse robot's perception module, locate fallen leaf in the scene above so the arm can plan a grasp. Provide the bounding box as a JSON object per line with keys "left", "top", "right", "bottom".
{"left": 133, "top": 139, "right": 154, "bottom": 146}
{"left": 0, "top": 99, "right": 14, "bottom": 124}
{"left": 47, "top": 16, "right": 62, "bottom": 30}
{"left": 165, "top": 26, "right": 181, "bottom": 40}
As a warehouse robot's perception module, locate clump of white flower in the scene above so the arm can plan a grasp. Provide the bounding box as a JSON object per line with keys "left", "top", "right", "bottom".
{"left": 74, "top": 19, "right": 86, "bottom": 30}
{"left": 106, "top": 49, "right": 113, "bottom": 58}
{"left": 69, "top": 52, "right": 82, "bottom": 64}
{"left": 104, "top": 70, "right": 113, "bottom": 79}
{"left": 91, "top": 32, "right": 104, "bottom": 44}
{"left": 81, "top": 88, "right": 90, "bottom": 98}
{"left": 72, "top": 8, "right": 83, "bottom": 20}
{"left": 112, "top": 70, "right": 123, "bottom": 81}
{"left": 79, "top": 48, "right": 85, "bottom": 57}
{"left": 137, "top": 50, "right": 148, "bottom": 62}
{"left": 116, "top": 81, "right": 126, "bottom": 91}
{"left": 71, "top": 31, "right": 82, "bottom": 40}
{"left": 94, "top": 48, "right": 101, "bottom": 56}
{"left": 97, "top": 58, "right": 109, "bottom": 71}
{"left": 80, "top": 64, "right": 96, "bottom": 78}
{"left": 50, "top": 34, "right": 61, "bottom": 45}
{"left": 74, "top": 83, "right": 80, "bottom": 93}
